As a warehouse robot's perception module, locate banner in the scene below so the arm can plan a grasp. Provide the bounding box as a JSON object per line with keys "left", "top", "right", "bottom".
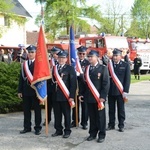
{"left": 31, "top": 25, "right": 51, "bottom": 102}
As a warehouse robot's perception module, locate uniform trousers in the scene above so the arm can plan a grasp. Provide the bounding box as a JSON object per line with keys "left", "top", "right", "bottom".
{"left": 72, "top": 97, "right": 88, "bottom": 126}
{"left": 108, "top": 95, "right": 125, "bottom": 128}
{"left": 22, "top": 96, "right": 42, "bottom": 131}
{"left": 53, "top": 101, "right": 71, "bottom": 135}
{"left": 88, "top": 103, "right": 106, "bottom": 139}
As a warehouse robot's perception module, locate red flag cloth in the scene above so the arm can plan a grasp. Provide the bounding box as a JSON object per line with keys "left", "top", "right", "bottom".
{"left": 31, "top": 25, "right": 51, "bottom": 101}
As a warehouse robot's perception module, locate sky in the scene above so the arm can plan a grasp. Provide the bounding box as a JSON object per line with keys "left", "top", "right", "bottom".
{"left": 18, "top": 0, "right": 135, "bottom": 31}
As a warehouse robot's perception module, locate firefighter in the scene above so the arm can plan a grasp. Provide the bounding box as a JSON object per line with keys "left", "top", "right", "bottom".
{"left": 133, "top": 54, "right": 142, "bottom": 80}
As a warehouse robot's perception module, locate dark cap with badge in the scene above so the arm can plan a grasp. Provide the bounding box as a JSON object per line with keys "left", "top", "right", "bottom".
{"left": 77, "top": 46, "right": 87, "bottom": 52}
{"left": 26, "top": 45, "right": 36, "bottom": 52}
{"left": 88, "top": 50, "right": 99, "bottom": 57}
{"left": 51, "top": 47, "right": 63, "bottom": 54}
{"left": 57, "top": 50, "right": 68, "bottom": 58}
{"left": 113, "top": 48, "right": 122, "bottom": 56}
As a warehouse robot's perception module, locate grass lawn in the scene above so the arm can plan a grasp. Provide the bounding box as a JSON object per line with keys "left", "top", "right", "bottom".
{"left": 131, "top": 74, "right": 150, "bottom": 83}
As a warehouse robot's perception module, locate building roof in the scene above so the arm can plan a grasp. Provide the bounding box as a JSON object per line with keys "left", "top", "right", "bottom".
{"left": 11, "top": 0, "right": 32, "bottom": 18}
{"left": 26, "top": 31, "right": 38, "bottom": 45}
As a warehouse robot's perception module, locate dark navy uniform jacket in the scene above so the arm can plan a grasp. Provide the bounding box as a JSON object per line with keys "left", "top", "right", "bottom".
{"left": 108, "top": 60, "right": 131, "bottom": 96}
{"left": 18, "top": 61, "right": 36, "bottom": 96}
{"left": 80, "top": 64, "right": 110, "bottom": 103}
{"left": 52, "top": 64, "right": 77, "bottom": 101}
{"left": 78, "top": 59, "right": 90, "bottom": 89}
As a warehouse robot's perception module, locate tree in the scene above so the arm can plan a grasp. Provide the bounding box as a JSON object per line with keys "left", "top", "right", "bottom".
{"left": 35, "top": 0, "right": 102, "bottom": 41}
{"left": 99, "top": 0, "right": 131, "bottom": 36}
{"left": 129, "top": 0, "right": 150, "bottom": 38}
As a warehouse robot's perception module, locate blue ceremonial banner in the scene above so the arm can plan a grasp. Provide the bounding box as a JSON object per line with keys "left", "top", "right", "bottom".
{"left": 69, "top": 25, "right": 77, "bottom": 68}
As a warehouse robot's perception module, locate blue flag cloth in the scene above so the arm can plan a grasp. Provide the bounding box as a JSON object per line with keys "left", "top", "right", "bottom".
{"left": 69, "top": 25, "right": 77, "bottom": 68}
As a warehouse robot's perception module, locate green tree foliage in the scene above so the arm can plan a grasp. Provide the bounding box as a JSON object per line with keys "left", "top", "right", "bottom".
{"left": 99, "top": 0, "right": 130, "bottom": 36}
{"left": 35, "top": 0, "right": 102, "bottom": 41}
{"left": 129, "top": 0, "right": 150, "bottom": 38}
{"left": 0, "top": 62, "right": 22, "bottom": 113}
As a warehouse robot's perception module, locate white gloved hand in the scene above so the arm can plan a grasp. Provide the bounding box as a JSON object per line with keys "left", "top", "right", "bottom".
{"left": 122, "top": 92, "right": 128, "bottom": 98}
{"left": 76, "top": 71, "right": 80, "bottom": 76}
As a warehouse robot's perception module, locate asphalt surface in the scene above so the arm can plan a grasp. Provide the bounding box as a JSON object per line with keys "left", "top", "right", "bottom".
{"left": 0, "top": 80, "right": 150, "bottom": 150}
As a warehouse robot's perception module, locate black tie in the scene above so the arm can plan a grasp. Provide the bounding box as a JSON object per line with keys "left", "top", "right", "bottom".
{"left": 90, "top": 66, "right": 95, "bottom": 70}
{"left": 58, "top": 65, "right": 62, "bottom": 72}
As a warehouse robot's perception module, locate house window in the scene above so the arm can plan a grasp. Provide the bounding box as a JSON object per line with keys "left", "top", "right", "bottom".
{"left": 4, "top": 16, "right": 10, "bottom": 26}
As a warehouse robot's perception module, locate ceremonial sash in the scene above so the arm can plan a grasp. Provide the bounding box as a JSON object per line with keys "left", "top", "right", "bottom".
{"left": 53, "top": 65, "right": 75, "bottom": 108}
{"left": 23, "top": 61, "right": 33, "bottom": 84}
{"left": 108, "top": 60, "right": 128, "bottom": 102}
{"left": 76, "top": 58, "right": 83, "bottom": 74}
{"left": 50, "top": 58, "right": 55, "bottom": 67}
{"left": 85, "top": 65, "right": 104, "bottom": 110}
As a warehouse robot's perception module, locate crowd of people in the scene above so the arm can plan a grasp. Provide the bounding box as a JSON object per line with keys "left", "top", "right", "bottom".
{"left": 17, "top": 45, "right": 132, "bottom": 143}
{"left": 0, "top": 48, "right": 28, "bottom": 64}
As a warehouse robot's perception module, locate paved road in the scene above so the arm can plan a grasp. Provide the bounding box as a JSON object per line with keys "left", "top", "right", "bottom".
{"left": 0, "top": 81, "right": 150, "bottom": 150}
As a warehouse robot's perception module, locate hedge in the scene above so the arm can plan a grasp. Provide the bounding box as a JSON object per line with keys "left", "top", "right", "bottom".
{"left": 0, "top": 62, "right": 22, "bottom": 113}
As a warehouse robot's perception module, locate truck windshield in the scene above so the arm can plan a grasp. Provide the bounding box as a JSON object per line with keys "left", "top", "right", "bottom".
{"left": 106, "top": 37, "right": 128, "bottom": 49}
{"left": 131, "top": 42, "right": 150, "bottom": 50}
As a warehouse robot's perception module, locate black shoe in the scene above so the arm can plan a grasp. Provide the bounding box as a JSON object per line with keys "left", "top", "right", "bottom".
{"left": 43, "top": 121, "right": 50, "bottom": 126}
{"left": 51, "top": 132, "right": 63, "bottom": 137}
{"left": 35, "top": 130, "right": 41, "bottom": 135}
{"left": 20, "top": 129, "right": 31, "bottom": 134}
{"left": 106, "top": 126, "right": 115, "bottom": 131}
{"left": 97, "top": 138, "right": 105, "bottom": 143}
{"left": 119, "top": 128, "right": 124, "bottom": 132}
{"left": 63, "top": 133, "right": 70, "bottom": 138}
{"left": 82, "top": 125, "right": 87, "bottom": 130}
{"left": 86, "top": 136, "right": 96, "bottom": 141}
{"left": 71, "top": 122, "right": 76, "bottom": 128}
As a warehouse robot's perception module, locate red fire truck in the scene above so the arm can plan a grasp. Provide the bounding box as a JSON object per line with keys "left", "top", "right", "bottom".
{"left": 127, "top": 38, "right": 150, "bottom": 74}
{"left": 79, "top": 35, "right": 130, "bottom": 59}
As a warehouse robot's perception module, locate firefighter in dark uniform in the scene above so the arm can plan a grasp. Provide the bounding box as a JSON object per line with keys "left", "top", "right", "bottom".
{"left": 18, "top": 45, "right": 42, "bottom": 135}
{"left": 79, "top": 50, "right": 110, "bottom": 143}
{"left": 52, "top": 50, "right": 77, "bottom": 138}
{"left": 107, "top": 48, "right": 131, "bottom": 132}
{"left": 43, "top": 47, "right": 61, "bottom": 126}
{"left": 71, "top": 46, "right": 90, "bottom": 129}
{"left": 133, "top": 54, "right": 142, "bottom": 80}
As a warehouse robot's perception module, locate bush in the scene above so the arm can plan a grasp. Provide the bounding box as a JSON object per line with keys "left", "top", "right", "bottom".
{"left": 0, "top": 62, "right": 22, "bottom": 113}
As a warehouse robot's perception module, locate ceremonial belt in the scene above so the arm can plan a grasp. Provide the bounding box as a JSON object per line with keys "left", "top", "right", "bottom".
{"left": 53, "top": 65, "right": 75, "bottom": 108}
{"left": 108, "top": 60, "right": 127, "bottom": 102}
{"left": 76, "top": 58, "right": 83, "bottom": 74}
{"left": 23, "top": 61, "right": 33, "bottom": 84}
{"left": 85, "top": 65, "right": 104, "bottom": 110}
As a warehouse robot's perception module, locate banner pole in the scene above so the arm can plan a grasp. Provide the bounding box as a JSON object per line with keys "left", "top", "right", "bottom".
{"left": 45, "top": 98, "right": 48, "bottom": 136}
{"left": 75, "top": 84, "right": 79, "bottom": 127}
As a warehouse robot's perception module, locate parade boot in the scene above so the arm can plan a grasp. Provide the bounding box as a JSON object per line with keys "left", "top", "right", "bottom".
{"left": 138, "top": 75, "right": 140, "bottom": 80}
{"left": 135, "top": 75, "right": 137, "bottom": 79}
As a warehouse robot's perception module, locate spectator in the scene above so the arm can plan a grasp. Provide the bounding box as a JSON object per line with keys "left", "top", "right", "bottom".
{"left": 133, "top": 54, "right": 142, "bottom": 80}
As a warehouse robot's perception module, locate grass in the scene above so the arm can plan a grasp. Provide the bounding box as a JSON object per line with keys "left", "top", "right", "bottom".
{"left": 131, "top": 74, "right": 150, "bottom": 83}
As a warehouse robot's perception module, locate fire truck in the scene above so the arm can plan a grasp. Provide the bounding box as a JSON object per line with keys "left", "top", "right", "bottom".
{"left": 79, "top": 35, "right": 129, "bottom": 59}
{"left": 127, "top": 38, "right": 150, "bottom": 74}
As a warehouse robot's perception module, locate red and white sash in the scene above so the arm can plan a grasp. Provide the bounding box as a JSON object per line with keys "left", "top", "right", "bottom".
{"left": 76, "top": 58, "right": 83, "bottom": 74}
{"left": 50, "top": 58, "right": 55, "bottom": 67}
{"left": 85, "top": 65, "right": 104, "bottom": 110}
{"left": 22, "top": 60, "right": 33, "bottom": 84}
{"left": 108, "top": 60, "right": 127, "bottom": 102}
{"left": 53, "top": 65, "right": 75, "bottom": 108}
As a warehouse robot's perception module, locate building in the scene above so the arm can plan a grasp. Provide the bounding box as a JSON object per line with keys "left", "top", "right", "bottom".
{"left": 0, "top": 0, "right": 32, "bottom": 46}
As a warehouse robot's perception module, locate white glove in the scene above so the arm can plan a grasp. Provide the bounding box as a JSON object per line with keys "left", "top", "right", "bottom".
{"left": 76, "top": 71, "right": 80, "bottom": 76}
{"left": 122, "top": 92, "right": 128, "bottom": 98}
